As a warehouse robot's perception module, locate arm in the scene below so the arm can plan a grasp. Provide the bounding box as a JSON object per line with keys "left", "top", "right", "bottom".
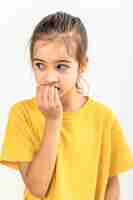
{"left": 104, "top": 176, "right": 120, "bottom": 200}
{"left": 20, "top": 118, "right": 62, "bottom": 198}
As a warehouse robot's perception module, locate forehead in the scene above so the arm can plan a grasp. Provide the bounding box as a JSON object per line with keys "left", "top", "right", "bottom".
{"left": 32, "top": 38, "right": 77, "bottom": 62}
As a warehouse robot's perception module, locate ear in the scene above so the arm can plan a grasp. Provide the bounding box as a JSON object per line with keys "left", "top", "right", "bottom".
{"left": 79, "top": 56, "right": 89, "bottom": 73}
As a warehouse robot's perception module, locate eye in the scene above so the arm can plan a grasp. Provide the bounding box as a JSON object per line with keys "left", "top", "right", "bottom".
{"left": 34, "top": 62, "right": 69, "bottom": 71}
{"left": 35, "top": 62, "right": 44, "bottom": 70}
{"left": 56, "top": 64, "right": 68, "bottom": 70}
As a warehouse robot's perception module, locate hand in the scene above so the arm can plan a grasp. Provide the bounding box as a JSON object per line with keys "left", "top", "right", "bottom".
{"left": 36, "top": 85, "right": 63, "bottom": 120}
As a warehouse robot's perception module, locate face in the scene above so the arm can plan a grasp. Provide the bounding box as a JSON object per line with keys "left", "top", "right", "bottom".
{"left": 32, "top": 39, "right": 82, "bottom": 105}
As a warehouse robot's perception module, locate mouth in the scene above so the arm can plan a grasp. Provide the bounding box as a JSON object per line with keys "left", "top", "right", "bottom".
{"left": 55, "top": 87, "right": 60, "bottom": 91}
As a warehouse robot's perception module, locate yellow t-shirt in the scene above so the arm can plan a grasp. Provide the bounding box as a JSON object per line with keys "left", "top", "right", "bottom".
{"left": 0, "top": 96, "right": 133, "bottom": 200}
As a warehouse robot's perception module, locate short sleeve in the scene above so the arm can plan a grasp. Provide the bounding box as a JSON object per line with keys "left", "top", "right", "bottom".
{"left": 109, "top": 113, "right": 133, "bottom": 177}
{"left": 0, "top": 102, "right": 36, "bottom": 170}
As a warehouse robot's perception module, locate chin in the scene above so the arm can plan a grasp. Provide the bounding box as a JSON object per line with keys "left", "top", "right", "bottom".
{"left": 60, "top": 87, "right": 73, "bottom": 98}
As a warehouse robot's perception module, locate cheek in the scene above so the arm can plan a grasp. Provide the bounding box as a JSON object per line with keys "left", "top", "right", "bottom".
{"left": 33, "top": 71, "right": 44, "bottom": 84}
{"left": 63, "top": 77, "right": 77, "bottom": 90}
{"left": 64, "top": 70, "right": 78, "bottom": 83}
{"left": 68, "top": 72, "right": 78, "bottom": 84}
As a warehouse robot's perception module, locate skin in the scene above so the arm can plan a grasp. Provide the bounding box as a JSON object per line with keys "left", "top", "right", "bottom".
{"left": 31, "top": 38, "right": 88, "bottom": 112}
{"left": 104, "top": 176, "right": 120, "bottom": 200}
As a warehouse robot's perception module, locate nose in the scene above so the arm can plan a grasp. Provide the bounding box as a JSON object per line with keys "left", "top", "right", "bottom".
{"left": 43, "top": 71, "right": 59, "bottom": 86}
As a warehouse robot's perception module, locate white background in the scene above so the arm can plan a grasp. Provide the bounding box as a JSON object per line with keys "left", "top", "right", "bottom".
{"left": 0, "top": 0, "right": 133, "bottom": 199}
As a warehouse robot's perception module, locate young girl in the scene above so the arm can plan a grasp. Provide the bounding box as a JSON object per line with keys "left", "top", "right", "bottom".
{"left": 0, "top": 11, "right": 133, "bottom": 200}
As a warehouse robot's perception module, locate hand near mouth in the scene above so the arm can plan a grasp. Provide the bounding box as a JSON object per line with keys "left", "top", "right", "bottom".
{"left": 36, "top": 85, "right": 63, "bottom": 120}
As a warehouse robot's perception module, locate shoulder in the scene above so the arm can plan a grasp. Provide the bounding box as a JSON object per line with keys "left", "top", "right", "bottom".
{"left": 9, "top": 96, "right": 36, "bottom": 115}
{"left": 90, "top": 97, "right": 117, "bottom": 123}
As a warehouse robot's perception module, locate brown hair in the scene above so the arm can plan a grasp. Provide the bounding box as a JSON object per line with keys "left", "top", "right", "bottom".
{"left": 28, "top": 11, "right": 90, "bottom": 93}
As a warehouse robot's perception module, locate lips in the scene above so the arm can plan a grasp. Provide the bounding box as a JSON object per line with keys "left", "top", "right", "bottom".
{"left": 55, "top": 87, "right": 60, "bottom": 90}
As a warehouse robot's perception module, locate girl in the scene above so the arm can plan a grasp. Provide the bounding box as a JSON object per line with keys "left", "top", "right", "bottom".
{"left": 0, "top": 11, "right": 133, "bottom": 200}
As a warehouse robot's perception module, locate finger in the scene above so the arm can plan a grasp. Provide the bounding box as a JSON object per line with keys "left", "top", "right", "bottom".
{"left": 36, "top": 86, "right": 43, "bottom": 109}
{"left": 48, "top": 86, "right": 54, "bottom": 107}
{"left": 54, "top": 87, "right": 60, "bottom": 105}
{"left": 43, "top": 85, "right": 49, "bottom": 107}
{"left": 54, "top": 87, "right": 57, "bottom": 103}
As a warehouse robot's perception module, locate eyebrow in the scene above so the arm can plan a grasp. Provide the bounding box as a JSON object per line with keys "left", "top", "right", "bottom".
{"left": 33, "top": 58, "right": 72, "bottom": 64}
